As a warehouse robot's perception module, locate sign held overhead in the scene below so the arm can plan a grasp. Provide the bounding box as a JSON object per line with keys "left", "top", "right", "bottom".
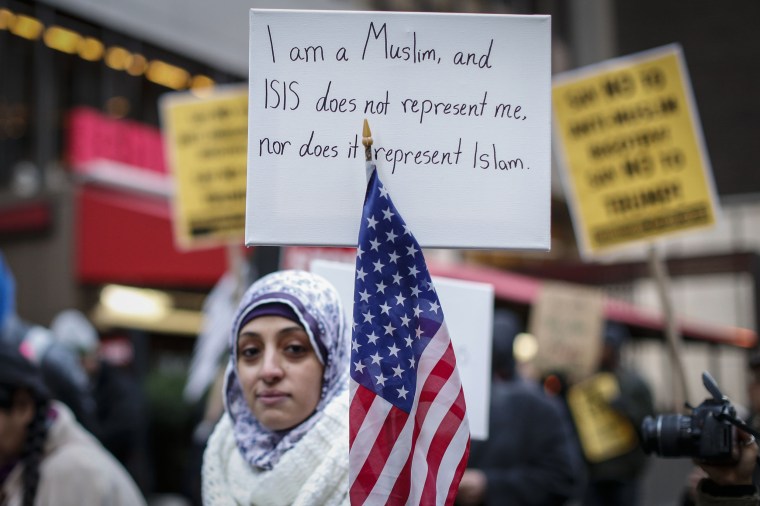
{"left": 552, "top": 45, "right": 719, "bottom": 257}
{"left": 161, "top": 86, "right": 248, "bottom": 249}
{"left": 247, "top": 10, "right": 551, "bottom": 250}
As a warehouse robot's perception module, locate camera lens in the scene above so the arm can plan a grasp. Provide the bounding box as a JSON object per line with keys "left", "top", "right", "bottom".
{"left": 641, "top": 415, "right": 694, "bottom": 457}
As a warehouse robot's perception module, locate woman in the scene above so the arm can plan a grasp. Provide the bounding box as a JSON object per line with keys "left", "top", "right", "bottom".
{"left": 202, "top": 270, "right": 350, "bottom": 506}
{"left": 0, "top": 344, "right": 145, "bottom": 506}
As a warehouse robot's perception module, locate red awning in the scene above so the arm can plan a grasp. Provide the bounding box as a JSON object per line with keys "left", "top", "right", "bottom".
{"left": 75, "top": 185, "right": 232, "bottom": 288}
{"left": 428, "top": 261, "right": 757, "bottom": 349}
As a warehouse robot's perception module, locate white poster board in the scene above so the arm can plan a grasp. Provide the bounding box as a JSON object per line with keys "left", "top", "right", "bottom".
{"left": 311, "top": 259, "right": 494, "bottom": 440}
{"left": 247, "top": 10, "right": 551, "bottom": 250}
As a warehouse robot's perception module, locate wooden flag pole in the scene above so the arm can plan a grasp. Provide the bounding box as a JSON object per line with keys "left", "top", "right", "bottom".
{"left": 362, "top": 119, "right": 375, "bottom": 183}
{"left": 648, "top": 243, "right": 690, "bottom": 412}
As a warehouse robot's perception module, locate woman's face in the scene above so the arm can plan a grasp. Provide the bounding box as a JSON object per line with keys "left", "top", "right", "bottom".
{"left": 0, "top": 394, "right": 33, "bottom": 465}
{"left": 237, "top": 315, "right": 324, "bottom": 431}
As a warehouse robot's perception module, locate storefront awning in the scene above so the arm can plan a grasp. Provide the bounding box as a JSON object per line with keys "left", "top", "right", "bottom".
{"left": 428, "top": 261, "right": 757, "bottom": 349}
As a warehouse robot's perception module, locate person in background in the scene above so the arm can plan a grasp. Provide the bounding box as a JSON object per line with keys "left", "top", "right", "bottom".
{"left": 201, "top": 270, "right": 351, "bottom": 505}
{"left": 457, "top": 308, "right": 585, "bottom": 506}
{"left": 50, "top": 309, "right": 150, "bottom": 495}
{"left": 581, "top": 322, "right": 654, "bottom": 506}
{"left": 0, "top": 342, "right": 145, "bottom": 505}
{"left": 0, "top": 252, "right": 97, "bottom": 432}
{"left": 745, "top": 353, "right": 760, "bottom": 444}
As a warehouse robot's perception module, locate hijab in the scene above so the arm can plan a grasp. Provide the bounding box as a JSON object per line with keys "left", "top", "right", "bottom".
{"left": 223, "top": 270, "right": 349, "bottom": 470}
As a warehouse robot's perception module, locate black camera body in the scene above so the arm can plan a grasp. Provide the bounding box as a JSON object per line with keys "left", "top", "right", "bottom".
{"left": 641, "top": 372, "right": 738, "bottom": 464}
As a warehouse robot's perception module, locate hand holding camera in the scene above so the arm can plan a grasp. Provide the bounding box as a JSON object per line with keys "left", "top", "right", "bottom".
{"left": 642, "top": 372, "right": 760, "bottom": 504}
{"left": 699, "top": 430, "right": 757, "bottom": 487}
{"left": 641, "top": 372, "right": 760, "bottom": 466}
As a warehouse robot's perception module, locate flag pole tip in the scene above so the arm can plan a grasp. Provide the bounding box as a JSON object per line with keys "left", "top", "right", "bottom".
{"left": 362, "top": 119, "right": 372, "bottom": 147}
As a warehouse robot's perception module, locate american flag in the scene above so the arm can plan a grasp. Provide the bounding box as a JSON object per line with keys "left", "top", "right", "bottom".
{"left": 349, "top": 166, "right": 470, "bottom": 505}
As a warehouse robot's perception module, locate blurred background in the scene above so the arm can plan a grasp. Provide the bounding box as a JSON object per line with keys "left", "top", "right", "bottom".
{"left": 0, "top": 0, "right": 758, "bottom": 505}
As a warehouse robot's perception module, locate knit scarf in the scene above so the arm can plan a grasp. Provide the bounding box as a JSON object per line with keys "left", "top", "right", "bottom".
{"left": 202, "top": 389, "right": 349, "bottom": 506}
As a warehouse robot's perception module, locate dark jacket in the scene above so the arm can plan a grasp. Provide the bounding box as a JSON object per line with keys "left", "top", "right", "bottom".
{"left": 465, "top": 379, "right": 585, "bottom": 505}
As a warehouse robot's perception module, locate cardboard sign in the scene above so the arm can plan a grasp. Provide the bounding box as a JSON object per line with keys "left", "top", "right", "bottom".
{"left": 161, "top": 86, "right": 248, "bottom": 249}
{"left": 311, "top": 259, "right": 494, "bottom": 440}
{"left": 247, "top": 10, "right": 551, "bottom": 250}
{"left": 552, "top": 45, "right": 719, "bottom": 257}
{"left": 528, "top": 280, "right": 604, "bottom": 381}
{"left": 567, "top": 372, "right": 639, "bottom": 462}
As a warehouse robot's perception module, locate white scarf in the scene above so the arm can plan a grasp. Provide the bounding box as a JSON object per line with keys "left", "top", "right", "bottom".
{"left": 202, "top": 389, "right": 349, "bottom": 506}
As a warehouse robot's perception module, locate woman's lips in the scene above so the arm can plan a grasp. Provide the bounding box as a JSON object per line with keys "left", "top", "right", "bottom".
{"left": 256, "top": 391, "right": 289, "bottom": 406}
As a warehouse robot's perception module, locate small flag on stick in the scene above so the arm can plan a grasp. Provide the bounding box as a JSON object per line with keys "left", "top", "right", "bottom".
{"left": 349, "top": 120, "right": 470, "bottom": 505}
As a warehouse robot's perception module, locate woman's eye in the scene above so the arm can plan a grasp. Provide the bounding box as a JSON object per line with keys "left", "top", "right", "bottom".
{"left": 285, "top": 344, "right": 307, "bottom": 356}
{"left": 240, "top": 347, "right": 260, "bottom": 358}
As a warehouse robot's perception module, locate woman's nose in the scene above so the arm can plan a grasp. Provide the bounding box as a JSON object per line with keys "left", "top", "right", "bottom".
{"left": 260, "top": 350, "right": 284, "bottom": 382}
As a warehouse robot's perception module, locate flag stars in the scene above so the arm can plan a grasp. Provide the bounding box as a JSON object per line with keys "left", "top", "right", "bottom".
{"left": 359, "top": 289, "right": 371, "bottom": 303}
{"left": 366, "top": 332, "right": 380, "bottom": 345}
{"left": 429, "top": 301, "right": 440, "bottom": 314}
{"left": 370, "top": 352, "right": 382, "bottom": 365}
{"left": 362, "top": 310, "right": 374, "bottom": 324}
{"left": 378, "top": 185, "right": 390, "bottom": 199}
{"left": 400, "top": 314, "right": 411, "bottom": 327}
{"left": 375, "top": 373, "right": 387, "bottom": 387}
{"left": 394, "top": 293, "right": 406, "bottom": 306}
{"left": 408, "top": 265, "right": 420, "bottom": 277}
{"left": 392, "top": 364, "right": 404, "bottom": 378}
{"left": 387, "top": 343, "right": 400, "bottom": 357}
{"left": 357, "top": 268, "right": 367, "bottom": 282}
{"left": 404, "top": 335, "right": 414, "bottom": 348}
{"left": 382, "top": 207, "right": 395, "bottom": 221}
{"left": 352, "top": 339, "right": 361, "bottom": 352}
{"left": 367, "top": 215, "right": 378, "bottom": 229}
{"left": 386, "top": 229, "right": 398, "bottom": 242}
{"left": 415, "top": 326, "right": 424, "bottom": 338}
{"left": 388, "top": 251, "right": 400, "bottom": 264}
{"left": 410, "top": 285, "right": 421, "bottom": 297}
{"left": 406, "top": 244, "right": 418, "bottom": 257}
{"left": 356, "top": 246, "right": 364, "bottom": 259}
{"left": 392, "top": 273, "right": 403, "bottom": 285}
{"left": 397, "top": 385, "right": 409, "bottom": 399}
{"left": 403, "top": 224, "right": 412, "bottom": 236}
{"left": 376, "top": 281, "right": 388, "bottom": 294}
{"left": 372, "top": 259, "right": 385, "bottom": 273}
{"left": 413, "top": 305, "right": 422, "bottom": 317}
{"left": 409, "top": 356, "right": 416, "bottom": 369}
{"left": 383, "top": 322, "right": 396, "bottom": 336}
{"left": 379, "top": 302, "right": 392, "bottom": 315}
{"left": 354, "top": 361, "right": 366, "bottom": 374}
{"left": 369, "top": 238, "right": 381, "bottom": 251}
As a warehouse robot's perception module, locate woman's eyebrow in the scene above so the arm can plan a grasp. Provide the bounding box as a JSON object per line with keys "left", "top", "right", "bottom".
{"left": 238, "top": 326, "right": 306, "bottom": 340}
{"left": 276, "top": 326, "right": 309, "bottom": 338}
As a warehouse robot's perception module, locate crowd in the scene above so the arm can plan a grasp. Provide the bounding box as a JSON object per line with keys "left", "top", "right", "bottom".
{"left": 1, "top": 250, "right": 758, "bottom": 505}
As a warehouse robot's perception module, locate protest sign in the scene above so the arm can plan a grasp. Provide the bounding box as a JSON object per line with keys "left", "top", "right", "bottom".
{"left": 552, "top": 44, "right": 719, "bottom": 257}
{"left": 528, "top": 280, "right": 605, "bottom": 382}
{"left": 567, "top": 372, "right": 639, "bottom": 462}
{"left": 311, "top": 259, "right": 494, "bottom": 440}
{"left": 161, "top": 85, "right": 248, "bottom": 249}
{"left": 247, "top": 10, "right": 551, "bottom": 250}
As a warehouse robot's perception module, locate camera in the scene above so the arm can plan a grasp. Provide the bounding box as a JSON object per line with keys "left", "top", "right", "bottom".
{"left": 640, "top": 372, "right": 740, "bottom": 464}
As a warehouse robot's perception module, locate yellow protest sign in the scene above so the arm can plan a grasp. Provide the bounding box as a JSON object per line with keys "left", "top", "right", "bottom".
{"left": 552, "top": 45, "right": 719, "bottom": 256}
{"left": 161, "top": 86, "right": 248, "bottom": 249}
{"left": 567, "top": 372, "right": 639, "bottom": 463}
